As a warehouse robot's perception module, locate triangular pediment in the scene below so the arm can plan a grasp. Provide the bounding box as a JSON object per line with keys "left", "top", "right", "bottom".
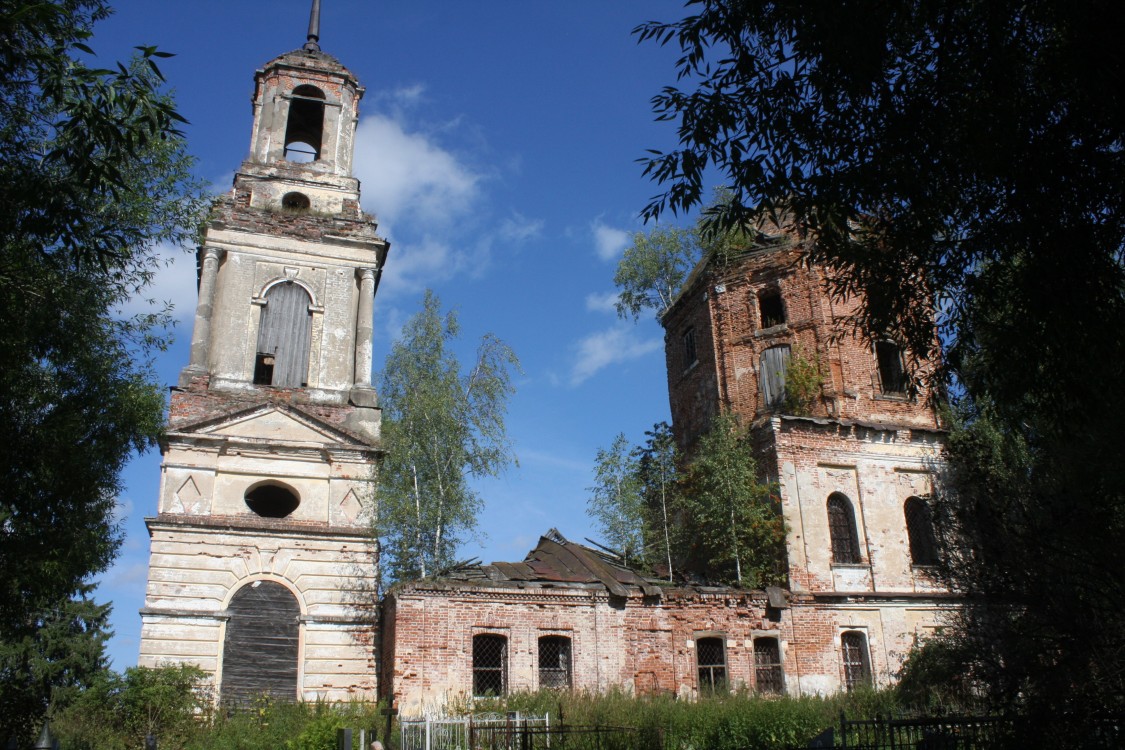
{"left": 172, "top": 403, "right": 369, "bottom": 448}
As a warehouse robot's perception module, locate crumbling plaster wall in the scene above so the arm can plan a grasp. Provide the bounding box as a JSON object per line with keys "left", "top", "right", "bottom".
{"left": 384, "top": 585, "right": 793, "bottom": 714}
{"left": 140, "top": 522, "right": 378, "bottom": 701}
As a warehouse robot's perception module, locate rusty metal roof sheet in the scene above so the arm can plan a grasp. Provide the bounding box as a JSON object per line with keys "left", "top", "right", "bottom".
{"left": 434, "top": 529, "right": 668, "bottom": 598}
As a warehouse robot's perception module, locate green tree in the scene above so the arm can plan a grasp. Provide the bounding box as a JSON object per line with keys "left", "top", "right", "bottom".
{"left": 613, "top": 226, "right": 701, "bottom": 320}
{"left": 587, "top": 433, "right": 646, "bottom": 567}
{"left": 638, "top": 1, "right": 1125, "bottom": 737}
{"left": 0, "top": 586, "right": 111, "bottom": 748}
{"left": 635, "top": 422, "right": 679, "bottom": 581}
{"left": 782, "top": 347, "right": 823, "bottom": 417}
{"left": 376, "top": 290, "right": 520, "bottom": 584}
{"left": 0, "top": 0, "right": 206, "bottom": 661}
{"left": 680, "top": 413, "right": 785, "bottom": 587}
{"left": 53, "top": 664, "right": 208, "bottom": 750}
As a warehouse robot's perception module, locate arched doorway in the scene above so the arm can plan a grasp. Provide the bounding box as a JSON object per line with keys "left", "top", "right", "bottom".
{"left": 221, "top": 580, "right": 300, "bottom": 703}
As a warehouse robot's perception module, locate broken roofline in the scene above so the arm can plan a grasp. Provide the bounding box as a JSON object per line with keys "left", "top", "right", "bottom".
{"left": 391, "top": 529, "right": 789, "bottom": 607}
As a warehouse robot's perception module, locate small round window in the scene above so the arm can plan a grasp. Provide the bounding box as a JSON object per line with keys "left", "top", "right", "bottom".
{"left": 245, "top": 482, "right": 300, "bottom": 518}
{"left": 282, "top": 192, "right": 311, "bottom": 211}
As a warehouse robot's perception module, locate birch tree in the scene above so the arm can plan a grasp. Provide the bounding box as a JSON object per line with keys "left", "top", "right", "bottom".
{"left": 376, "top": 291, "right": 519, "bottom": 584}
{"left": 586, "top": 434, "right": 646, "bottom": 567}
{"left": 680, "top": 412, "right": 785, "bottom": 587}
{"left": 636, "top": 422, "right": 679, "bottom": 581}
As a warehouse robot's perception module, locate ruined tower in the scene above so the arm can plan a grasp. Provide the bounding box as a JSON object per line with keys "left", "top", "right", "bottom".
{"left": 138, "top": 5, "right": 388, "bottom": 702}
{"left": 661, "top": 229, "right": 953, "bottom": 692}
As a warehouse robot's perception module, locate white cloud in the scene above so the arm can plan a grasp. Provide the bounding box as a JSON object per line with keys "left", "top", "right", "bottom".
{"left": 378, "top": 234, "right": 475, "bottom": 301}
{"left": 499, "top": 212, "right": 544, "bottom": 244}
{"left": 592, "top": 220, "right": 630, "bottom": 262}
{"left": 354, "top": 114, "right": 481, "bottom": 230}
{"left": 116, "top": 242, "right": 198, "bottom": 325}
{"left": 569, "top": 325, "right": 662, "bottom": 386}
{"left": 585, "top": 291, "right": 619, "bottom": 314}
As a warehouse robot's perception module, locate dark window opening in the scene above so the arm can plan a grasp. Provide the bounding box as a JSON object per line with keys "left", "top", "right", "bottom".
{"left": 284, "top": 85, "right": 326, "bottom": 163}
{"left": 538, "top": 635, "right": 572, "bottom": 689}
{"left": 696, "top": 637, "right": 727, "bottom": 694}
{"left": 754, "top": 638, "right": 783, "bottom": 694}
{"left": 758, "top": 289, "right": 786, "bottom": 329}
{"left": 841, "top": 631, "right": 872, "bottom": 691}
{"left": 683, "top": 327, "right": 697, "bottom": 369}
{"left": 244, "top": 483, "right": 300, "bottom": 518}
{"left": 760, "top": 344, "right": 791, "bottom": 410}
{"left": 221, "top": 581, "right": 299, "bottom": 703}
{"left": 255, "top": 281, "right": 312, "bottom": 388}
{"left": 282, "top": 192, "right": 311, "bottom": 211}
{"left": 253, "top": 353, "right": 275, "bottom": 385}
{"left": 473, "top": 634, "right": 507, "bottom": 697}
{"left": 905, "top": 496, "right": 939, "bottom": 566}
{"left": 828, "top": 493, "right": 862, "bottom": 564}
{"left": 876, "top": 341, "right": 908, "bottom": 394}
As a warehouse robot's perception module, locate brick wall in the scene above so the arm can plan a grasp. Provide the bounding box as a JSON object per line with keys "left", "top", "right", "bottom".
{"left": 663, "top": 242, "right": 941, "bottom": 451}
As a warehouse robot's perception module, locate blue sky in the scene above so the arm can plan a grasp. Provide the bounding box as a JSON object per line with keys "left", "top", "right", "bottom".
{"left": 90, "top": 0, "right": 699, "bottom": 668}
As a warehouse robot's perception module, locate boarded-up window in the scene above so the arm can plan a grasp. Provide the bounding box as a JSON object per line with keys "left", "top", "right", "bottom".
{"left": 841, "top": 631, "right": 872, "bottom": 690}
{"left": 255, "top": 282, "right": 312, "bottom": 388}
{"left": 696, "top": 637, "right": 727, "bottom": 694}
{"left": 905, "top": 496, "right": 939, "bottom": 566}
{"left": 473, "top": 634, "right": 507, "bottom": 697}
{"left": 753, "top": 637, "right": 783, "bottom": 694}
{"left": 876, "top": 341, "right": 908, "bottom": 394}
{"left": 538, "top": 635, "right": 572, "bottom": 689}
{"left": 828, "top": 493, "right": 862, "bottom": 564}
{"left": 221, "top": 581, "right": 300, "bottom": 704}
{"left": 284, "top": 85, "right": 325, "bottom": 162}
{"left": 760, "top": 345, "right": 791, "bottom": 410}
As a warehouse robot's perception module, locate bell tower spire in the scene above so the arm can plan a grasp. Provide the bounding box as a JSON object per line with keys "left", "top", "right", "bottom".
{"left": 304, "top": 0, "right": 321, "bottom": 52}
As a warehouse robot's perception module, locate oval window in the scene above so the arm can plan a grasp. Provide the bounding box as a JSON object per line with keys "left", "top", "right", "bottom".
{"left": 244, "top": 482, "right": 300, "bottom": 518}
{"left": 282, "top": 192, "right": 310, "bottom": 210}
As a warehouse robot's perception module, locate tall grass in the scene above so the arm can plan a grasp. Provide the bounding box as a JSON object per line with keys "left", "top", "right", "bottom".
{"left": 56, "top": 675, "right": 901, "bottom": 750}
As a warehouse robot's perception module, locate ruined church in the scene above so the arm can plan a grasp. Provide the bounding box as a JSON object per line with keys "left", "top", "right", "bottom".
{"left": 139, "top": 7, "right": 953, "bottom": 711}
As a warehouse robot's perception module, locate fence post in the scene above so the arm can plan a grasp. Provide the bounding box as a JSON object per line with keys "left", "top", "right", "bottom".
{"left": 338, "top": 728, "right": 354, "bottom": 750}
{"left": 839, "top": 711, "right": 847, "bottom": 750}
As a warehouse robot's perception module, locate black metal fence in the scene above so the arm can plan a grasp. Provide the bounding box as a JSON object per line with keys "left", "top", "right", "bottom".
{"left": 808, "top": 712, "right": 1124, "bottom": 750}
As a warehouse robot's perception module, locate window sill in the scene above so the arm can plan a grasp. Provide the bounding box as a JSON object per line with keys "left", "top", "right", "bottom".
{"left": 830, "top": 563, "right": 870, "bottom": 570}
{"left": 873, "top": 392, "right": 912, "bottom": 402}
{"left": 753, "top": 324, "right": 790, "bottom": 338}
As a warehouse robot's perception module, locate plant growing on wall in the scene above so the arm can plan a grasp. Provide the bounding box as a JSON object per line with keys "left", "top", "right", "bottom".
{"left": 783, "top": 347, "right": 823, "bottom": 416}
{"left": 376, "top": 291, "right": 520, "bottom": 585}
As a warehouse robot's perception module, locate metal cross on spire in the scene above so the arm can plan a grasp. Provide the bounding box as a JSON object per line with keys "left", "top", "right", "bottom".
{"left": 303, "top": 0, "right": 322, "bottom": 51}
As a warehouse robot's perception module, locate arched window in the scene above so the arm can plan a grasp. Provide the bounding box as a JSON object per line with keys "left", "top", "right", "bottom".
{"left": 753, "top": 637, "right": 783, "bottom": 694}
{"left": 472, "top": 634, "right": 507, "bottom": 697}
{"left": 284, "top": 85, "right": 326, "bottom": 162}
{"left": 254, "top": 281, "right": 312, "bottom": 388}
{"left": 244, "top": 481, "right": 300, "bottom": 519}
{"left": 538, "top": 635, "right": 572, "bottom": 689}
{"left": 281, "top": 191, "right": 310, "bottom": 211}
{"left": 905, "top": 496, "right": 939, "bottom": 566}
{"left": 760, "top": 344, "right": 791, "bottom": 409}
{"left": 827, "top": 493, "right": 862, "bottom": 564}
{"left": 221, "top": 581, "right": 300, "bottom": 703}
{"left": 696, "top": 637, "right": 727, "bottom": 694}
{"left": 841, "top": 631, "right": 872, "bottom": 690}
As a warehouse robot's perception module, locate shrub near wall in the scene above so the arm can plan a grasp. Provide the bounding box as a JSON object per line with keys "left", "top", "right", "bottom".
{"left": 464, "top": 688, "right": 900, "bottom": 750}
